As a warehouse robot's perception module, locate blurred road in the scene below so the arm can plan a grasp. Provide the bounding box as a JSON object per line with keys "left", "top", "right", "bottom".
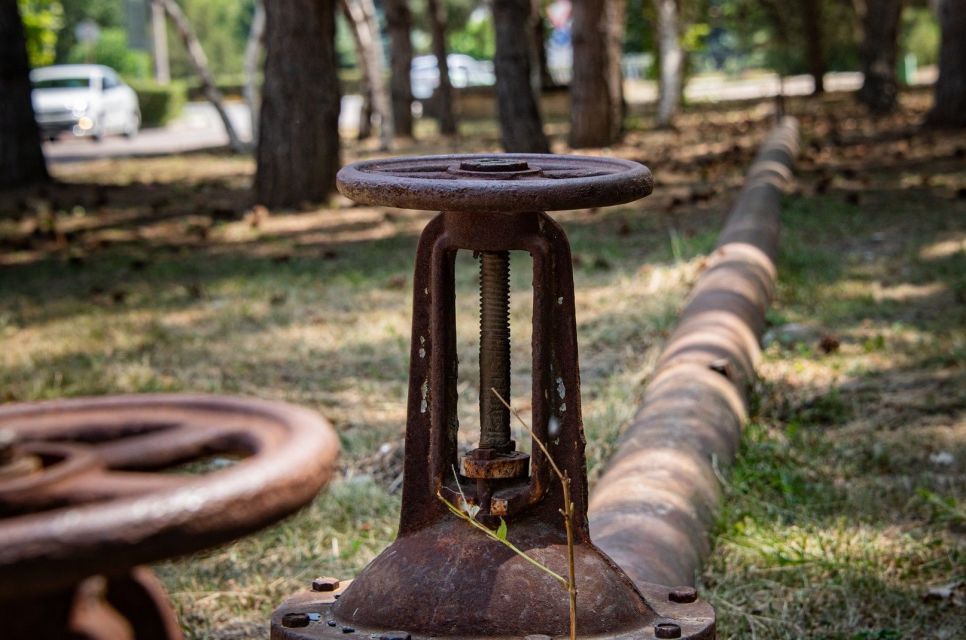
{"left": 43, "top": 69, "right": 935, "bottom": 165}
{"left": 44, "top": 95, "right": 365, "bottom": 164}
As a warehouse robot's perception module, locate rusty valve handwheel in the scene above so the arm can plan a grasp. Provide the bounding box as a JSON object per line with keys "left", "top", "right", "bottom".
{"left": 0, "top": 394, "right": 339, "bottom": 639}
{"left": 336, "top": 153, "right": 653, "bottom": 212}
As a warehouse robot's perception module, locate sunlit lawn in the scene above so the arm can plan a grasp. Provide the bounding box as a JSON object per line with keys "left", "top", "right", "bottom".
{"left": 0, "top": 91, "right": 963, "bottom": 639}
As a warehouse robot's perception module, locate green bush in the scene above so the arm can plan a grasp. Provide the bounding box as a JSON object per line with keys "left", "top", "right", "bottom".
{"left": 185, "top": 74, "right": 248, "bottom": 101}
{"left": 130, "top": 80, "right": 187, "bottom": 128}
{"left": 67, "top": 27, "right": 150, "bottom": 79}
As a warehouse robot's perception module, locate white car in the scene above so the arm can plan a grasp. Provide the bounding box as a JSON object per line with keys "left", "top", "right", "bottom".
{"left": 410, "top": 54, "right": 496, "bottom": 100}
{"left": 31, "top": 64, "right": 141, "bottom": 141}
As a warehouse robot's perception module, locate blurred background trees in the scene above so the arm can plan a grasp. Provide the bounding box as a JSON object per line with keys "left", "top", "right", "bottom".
{"left": 3, "top": 0, "right": 961, "bottom": 193}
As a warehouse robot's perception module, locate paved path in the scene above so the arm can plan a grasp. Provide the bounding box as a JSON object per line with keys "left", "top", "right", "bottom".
{"left": 44, "top": 70, "right": 936, "bottom": 164}
{"left": 44, "top": 96, "right": 364, "bottom": 164}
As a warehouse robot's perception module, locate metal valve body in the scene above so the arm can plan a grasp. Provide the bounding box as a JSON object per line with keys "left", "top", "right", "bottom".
{"left": 271, "top": 154, "right": 715, "bottom": 639}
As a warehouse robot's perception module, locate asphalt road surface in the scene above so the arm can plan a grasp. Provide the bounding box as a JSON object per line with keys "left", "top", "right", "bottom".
{"left": 43, "top": 70, "right": 935, "bottom": 165}
{"left": 44, "top": 95, "right": 365, "bottom": 164}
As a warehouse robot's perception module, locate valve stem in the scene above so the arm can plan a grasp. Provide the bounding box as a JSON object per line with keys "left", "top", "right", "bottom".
{"left": 478, "top": 251, "right": 511, "bottom": 452}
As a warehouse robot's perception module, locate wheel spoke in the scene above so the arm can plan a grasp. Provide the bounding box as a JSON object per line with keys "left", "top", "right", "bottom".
{"left": 94, "top": 424, "right": 251, "bottom": 471}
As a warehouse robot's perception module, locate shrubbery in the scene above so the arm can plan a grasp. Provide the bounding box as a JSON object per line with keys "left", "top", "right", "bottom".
{"left": 67, "top": 27, "right": 150, "bottom": 79}
{"left": 129, "top": 80, "right": 187, "bottom": 128}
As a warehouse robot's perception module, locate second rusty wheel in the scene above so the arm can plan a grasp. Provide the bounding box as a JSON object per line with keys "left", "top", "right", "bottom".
{"left": 0, "top": 393, "right": 339, "bottom": 639}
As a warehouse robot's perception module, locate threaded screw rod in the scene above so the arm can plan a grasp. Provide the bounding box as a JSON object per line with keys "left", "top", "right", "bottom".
{"left": 478, "top": 251, "right": 512, "bottom": 451}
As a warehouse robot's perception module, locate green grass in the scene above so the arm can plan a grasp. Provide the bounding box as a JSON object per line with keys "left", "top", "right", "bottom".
{"left": 2, "top": 91, "right": 963, "bottom": 638}
{"left": 1, "top": 117, "right": 730, "bottom": 636}
{"left": 703, "top": 142, "right": 966, "bottom": 639}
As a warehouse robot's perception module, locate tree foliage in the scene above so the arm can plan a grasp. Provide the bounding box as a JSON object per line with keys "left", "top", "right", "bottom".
{"left": 67, "top": 27, "right": 150, "bottom": 78}
{"left": 18, "top": 0, "right": 63, "bottom": 68}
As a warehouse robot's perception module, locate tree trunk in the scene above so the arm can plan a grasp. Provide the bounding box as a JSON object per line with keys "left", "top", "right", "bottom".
{"left": 858, "top": 0, "right": 902, "bottom": 114}
{"left": 606, "top": 0, "right": 627, "bottom": 139}
{"left": 155, "top": 0, "right": 245, "bottom": 151}
{"left": 493, "top": 0, "right": 549, "bottom": 152}
{"left": 0, "top": 0, "right": 47, "bottom": 190}
{"left": 801, "top": 0, "right": 826, "bottom": 94}
{"left": 570, "top": 0, "right": 619, "bottom": 147}
{"left": 358, "top": 86, "right": 374, "bottom": 140}
{"left": 384, "top": 0, "right": 414, "bottom": 137}
{"left": 340, "top": 0, "right": 374, "bottom": 140}
{"left": 426, "top": 0, "right": 456, "bottom": 135}
{"left": 341, "top": 0, "right": 393, "bottom": 149}
{"left": 255, "top": 0, "right": 340, "bottom": 208}
{"left": 151, "top": 0, "right": 170, "bottom": 83}
{"left": 243, "top": 0, "right": 265, "bottom": 143}
{"left": 654, "top": 0, "right": 682, "bottom": 128}
{"left": 926, "top": 0, "right": 966, "bottom": 127}
{"left": 531, "top": 0, "right": 555, "bottom": 90}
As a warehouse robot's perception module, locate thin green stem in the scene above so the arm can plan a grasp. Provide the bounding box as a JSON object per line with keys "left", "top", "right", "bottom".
{"left": 490, "top": 387, "right": 577, "bottom": 640}
{"left": 436, "top": 492, "right": 568, "bottom": 585}
{"left": 490, "top": 388, "right": 566, "bottom": 483}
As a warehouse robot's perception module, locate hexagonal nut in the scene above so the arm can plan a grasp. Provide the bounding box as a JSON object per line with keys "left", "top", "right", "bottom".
{"left": 668, "top": 586, "right": 698, "bottom": 603}
{"left": 312, "top": 576, "right": 341, "bottom": 592}
{"left": 281, "top": 612, "right": 310, "bottom": 628}
{"left": 654, "top": 622, "right": 682, "bottom": 639}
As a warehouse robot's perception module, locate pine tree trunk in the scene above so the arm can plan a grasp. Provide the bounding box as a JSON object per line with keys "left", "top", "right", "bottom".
{"left": 243, "top": 0, "right": 265, "bottom": 142}
{"left": 654, "top": 0, "right": 682, "bottom": 128}
{"left": 858, "top": 0, "right": 902, "bottom": 114}
{"left": 255, "top": 0, "right": 340, "bottom": 208}
{"left": 606, "top": 0, "right": 626, "bottom": 139}
{"left": 155, "top": 0, "right": 245, "bottom": 151}
{"left": 385, "top": 0, "right": 414, "bottom": 137}
{"left": 341, "top": 0, "right": 393, "bottom": 149}
{"left": 570, "top": 0, "right": 613, "bottom": 147}
{"left": 926, "top": 0, "right": 966, "bottom": 127}
{"left": 426, "top": 0, "right": 456, "bottom": 135}
{"left": 493, "top": 0, "right": 549, "bottom": 152}
{"left": 802, "top": 0, "right": 826, "bottom": 94}
{"left": 0, "top": 0, "right": 48, "bottom": 189}
{"left": 341, "top": 0, "right": 374, "bottom": 140}
{"left": 531, "top": 0, "right": 555, "bottom": 90}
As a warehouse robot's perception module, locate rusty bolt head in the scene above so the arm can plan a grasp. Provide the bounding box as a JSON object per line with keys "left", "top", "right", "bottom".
{"left": 655, "top": 622, "right": 682, "bottom": 638}
{"left": 379, "top": 633, "right": 412, "bottom": 640}
{"left": 0, "top": 428, "right": 18, "bottom": 464}
{"left": 312, "top": 576, "right": 340, "bottom": 592}
{"left": 281, "top": 613, "right": 310, "bottom": 628}
{"left": 668, "top": 586, "right": 698, "bottom": 603}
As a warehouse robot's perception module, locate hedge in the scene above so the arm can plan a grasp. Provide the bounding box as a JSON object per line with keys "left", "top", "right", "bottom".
{"left": 129, "top": 80, "right": 187, "bottom": 128}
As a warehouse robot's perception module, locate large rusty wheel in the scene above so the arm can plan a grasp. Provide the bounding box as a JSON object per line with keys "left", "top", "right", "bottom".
{"left": 0, "top": 394, "right": 338, "bottom": 639}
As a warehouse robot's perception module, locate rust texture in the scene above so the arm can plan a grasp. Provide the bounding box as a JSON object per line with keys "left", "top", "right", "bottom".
{"left": 0, "top": 394, "right": 339, "bottom": 639}
{"left": 273, "top": 154, "right": 714, "bottom": 639}
{"left": 589, "top": 118, "right": 800, "bottom": 588}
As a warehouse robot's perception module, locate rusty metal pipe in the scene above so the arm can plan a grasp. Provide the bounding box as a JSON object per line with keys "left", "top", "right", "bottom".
{"left": 588, "top": 118, "right": 800, "bottom": 588}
